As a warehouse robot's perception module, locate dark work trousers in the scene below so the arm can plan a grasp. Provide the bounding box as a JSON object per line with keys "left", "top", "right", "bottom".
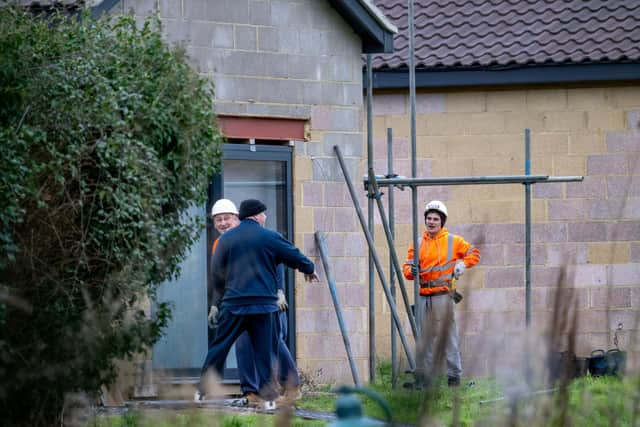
{"left": 237, "top": 310, "right": 300, "bottom": 394}
{"left": 199, "top": 307, "right": 279, "bottom": 400}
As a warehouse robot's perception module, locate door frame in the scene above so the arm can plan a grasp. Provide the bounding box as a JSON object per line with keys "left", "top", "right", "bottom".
{"left": 208, "top": 143, "right": 297, "bottom": 371}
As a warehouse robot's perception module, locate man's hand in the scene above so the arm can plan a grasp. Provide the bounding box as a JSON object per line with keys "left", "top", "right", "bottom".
{"left": 454, "top": 261, "right": 466, "bottom": 279}
{"left": 410, "top": 263, "right": 418, "bottom": 277}
{"left": 304, "top": 271, "right": 320, "bottom": 282}
{"left": 207, "top": 306, "right": 218, "bottom": 329}
{"left": 277, "top": 289, "right": 288, "bottom": 311}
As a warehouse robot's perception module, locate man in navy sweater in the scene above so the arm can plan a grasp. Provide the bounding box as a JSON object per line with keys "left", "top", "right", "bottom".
{"left": 196, "top": 199, "right": 318, "bottom": 407}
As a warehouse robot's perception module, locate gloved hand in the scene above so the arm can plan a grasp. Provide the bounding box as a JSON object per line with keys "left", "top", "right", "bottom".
{"left": 277, "top": 289, "right": 288, "bottom": 311}
{"left": 410, "top": 263, "right": 418, "bottom": 277}
{"left": 207, "top": 306, "right": 218, "bottom": 329}
{"left": 454, "top": 261, "right": 466, "bottom": 279}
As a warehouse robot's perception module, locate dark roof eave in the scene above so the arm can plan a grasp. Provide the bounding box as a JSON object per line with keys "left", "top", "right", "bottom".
{"left": 328, "top": 0, "right": 395, "bottom": 54}
{"left": 90, "top": 0, "right": 119, "bottom": 17}
{"left": 366, "top": 63, "right": 640, "bottom": 89}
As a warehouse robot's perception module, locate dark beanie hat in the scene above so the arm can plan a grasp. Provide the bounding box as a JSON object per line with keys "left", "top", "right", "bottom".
{"left": 239, "top": 199, "right": 267, "bottom": 220}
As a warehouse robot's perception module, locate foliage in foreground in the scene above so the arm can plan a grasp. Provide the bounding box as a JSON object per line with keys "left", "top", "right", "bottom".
{"left": 298, "top": 361, "right": 640, "bottom": 427}
{"left": 94, "top": 410, "right": 327, "bottom": 427}
{"left": 0, "top": 6, "right": 221, "bottom": 426}
{"left": 89, "top": 369, "right": 640, "bottom": 426}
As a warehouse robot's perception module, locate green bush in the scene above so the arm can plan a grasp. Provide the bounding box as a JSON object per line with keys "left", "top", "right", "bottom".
{"left": 0, "top": 6, "right": 221, "bottom": 426}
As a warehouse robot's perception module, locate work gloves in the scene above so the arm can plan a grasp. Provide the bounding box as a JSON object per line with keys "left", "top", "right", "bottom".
{"left": 207, "top": 305, "right": 218, "bottom": 329}
{"left": 454, "top": 261, "right": 466, "bottom": 279}
{"left": 410, "top": 263, "right": 418, "bottom": 277}
{"left": 277, "top": 289, "right": 288, "bottom": 311}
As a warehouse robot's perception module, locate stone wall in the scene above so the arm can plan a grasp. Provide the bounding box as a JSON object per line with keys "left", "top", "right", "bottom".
{"left": 368, "top": 86, "right": 640, "bottom": 379}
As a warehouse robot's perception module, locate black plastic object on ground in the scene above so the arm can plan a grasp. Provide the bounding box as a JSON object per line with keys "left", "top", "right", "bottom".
{"left": 588, "top": 349, "right": 626, "bottom": 377}
{"left": 549, "top": 351, "right": 588, "bottom": 382}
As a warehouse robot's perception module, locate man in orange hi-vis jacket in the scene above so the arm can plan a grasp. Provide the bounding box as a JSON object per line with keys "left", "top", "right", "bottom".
{"left": 403, "top": 200, "right": 480, "bottom": 388}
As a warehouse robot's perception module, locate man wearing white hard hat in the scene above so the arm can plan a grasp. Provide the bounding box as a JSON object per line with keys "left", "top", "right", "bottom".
{"left": 207, "top": 199, "right": 240, "bottom": 318}
{"left": 199, "top": 199, "right": 306, "bottom": 407}
{"left": 403, "top": 200, "right": 480, "bottom": 388}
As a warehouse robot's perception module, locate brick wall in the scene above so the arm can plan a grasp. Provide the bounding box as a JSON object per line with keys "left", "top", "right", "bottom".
{"left": 368, "top": 86, "right": 640, "bottom": 377}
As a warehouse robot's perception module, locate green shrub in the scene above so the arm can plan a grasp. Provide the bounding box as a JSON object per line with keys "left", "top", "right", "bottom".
{"left": 0, "top": 6, "right": 221, "bottom": 426}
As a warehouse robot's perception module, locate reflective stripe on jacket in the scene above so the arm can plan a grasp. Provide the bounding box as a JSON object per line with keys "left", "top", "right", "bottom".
{"left": 403, "top": 227, "right": 480, "bottom": 296}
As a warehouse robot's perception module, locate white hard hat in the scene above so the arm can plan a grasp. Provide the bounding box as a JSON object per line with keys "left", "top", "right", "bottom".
{"left": 210, "top": 199, "right": 238, "bottom": 217}
{"left": 424, "top": 200, "right": 448, "bottom": 218}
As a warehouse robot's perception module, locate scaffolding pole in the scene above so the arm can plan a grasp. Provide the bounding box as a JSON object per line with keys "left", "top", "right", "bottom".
{"left": 524, "top": 129, "right": 532, "bottom": 326}
{"left": 366, "top": 53, "right": 376, "bottom": 383}
{"left": 363, "top": 174, "right": 583, "bottom": 188}
{"left": 334, "top": 145, "right": 416, "bottom": 371}
{"left": 367, "top": 168, "right": 418, "bottom": 340}
{"left": 408, "top": 0, "right": 420, "bottom": 337}
{"left": 315, "top": 231, "right": 361, "bottom": 387}
{"left": 386, "top": 128, "right": 398, "bottom": 388}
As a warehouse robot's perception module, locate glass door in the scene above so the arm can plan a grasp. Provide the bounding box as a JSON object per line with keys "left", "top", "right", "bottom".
{"left": 208, "top": 143, "right": 294, "bottom": 379}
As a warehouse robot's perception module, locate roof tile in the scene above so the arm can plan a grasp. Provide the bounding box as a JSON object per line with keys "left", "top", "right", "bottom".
{"left": 372, "top": 0, "right": 640, "bottom": 69}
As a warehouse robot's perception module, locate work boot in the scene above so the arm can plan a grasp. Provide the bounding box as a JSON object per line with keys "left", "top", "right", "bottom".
{"left": 239, "top": 392, "right": 261, "bottom": 406}
{"left": 447, "top": 376, "right": 460, "bottom": 387}
{"left": 278, "top": 386, "right": 302, "bottom": 405}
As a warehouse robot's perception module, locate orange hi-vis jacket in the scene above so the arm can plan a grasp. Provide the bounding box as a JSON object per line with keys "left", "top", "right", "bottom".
{"left": 403, "top": 227, "right": 480, "bottom": 296}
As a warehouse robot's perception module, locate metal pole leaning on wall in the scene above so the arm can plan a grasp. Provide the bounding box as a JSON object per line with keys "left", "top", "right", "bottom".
{"left": 367, "top": 168, "right": 418, "bottom": 340}
{"left": 334, "top": 145, "right": 416, "bottom": 370}
{"left": 315, "top": 231, "right": 361, "bottom": 387}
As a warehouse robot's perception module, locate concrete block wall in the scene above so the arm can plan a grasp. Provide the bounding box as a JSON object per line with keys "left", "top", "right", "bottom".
{"left": 117, "top": 0, "right": 370, "bottom": 384}
{"left": 368, "top": 86, "right": 640, "bottom": 378}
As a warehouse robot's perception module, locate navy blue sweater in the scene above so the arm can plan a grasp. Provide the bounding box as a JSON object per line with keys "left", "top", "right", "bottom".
{"left": 211, "top": 219, "right": 314, "bottom": 309}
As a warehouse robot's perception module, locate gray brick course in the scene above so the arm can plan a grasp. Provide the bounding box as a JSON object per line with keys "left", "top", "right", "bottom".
{"left": 159, "top": 0, "right": 181, "bottom": 18}
{"left": 591, "top": 288, "right": 632, "bottom": 308}
{"left": 245, "top": 103, "right": 310, "bottom": 118}
{"left": 257, "top": 27, "right": 279, "bottom": 51}
{"left": 214, "top": 102, "right": 248, "bottom": 116}
{"left": 124, "top": 0, "right": 156, "bottom": 15}
{"left": 312, "top": 157, "right": 359, "bottom": 182}
{"left": 606, "top": 130, "right": 640, "bottom": 152}
{"left": 288, "top": 56, "right": 323, "bottom": 80}
{"left": 235, "top": 25, "right": 257, "bottom": 50}
{"left": 259, "top": 79, "right": 303, "bottom": 104}
{"left": 533, "top": 182, "right": 563, "bottom": 198}
{"left": 322, "top": 133, "right": 363, "bottom": 157}
{"left": 271, "top": 1, "right": 312, "bottom": 28}
{"left": 568, "top": 222, "right": 608, "bottom": 242}
{"left": 607, "top": 221, "right": 640, "bottom": 241}
{"left": 190, "top": 22, "right": 232, "bottom": 48}
{"left": 590, "top": 198, "right": 631, "bottom": 219}
{"left": 250, "top": 0, "right": 271, "bottom": 25}
{"left": 587, "top": 154, "right": 629, "bottom": 175}
{"left": 566, "top": 176, "right": 606, "bottom": 198}
{"left": 162, "top": 20, "right": 190, "bottom": 45}
{"left": 607, "top": 176, "right": 640, "bottom": 197}
{"left": 546, "top": 243, "right": 588, "bottom": 266}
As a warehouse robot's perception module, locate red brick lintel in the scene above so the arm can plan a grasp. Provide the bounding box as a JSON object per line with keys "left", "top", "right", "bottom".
{"left": 217, "top": 115, "right": 307, "bottom": 141}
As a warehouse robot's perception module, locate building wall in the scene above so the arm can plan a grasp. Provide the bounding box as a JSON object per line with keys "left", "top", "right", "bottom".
{"left": 368, "top": 85, "right": 640, "bottom": 379}
{"left": 113, "top": 0, "right": 370, "bottom": 384}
